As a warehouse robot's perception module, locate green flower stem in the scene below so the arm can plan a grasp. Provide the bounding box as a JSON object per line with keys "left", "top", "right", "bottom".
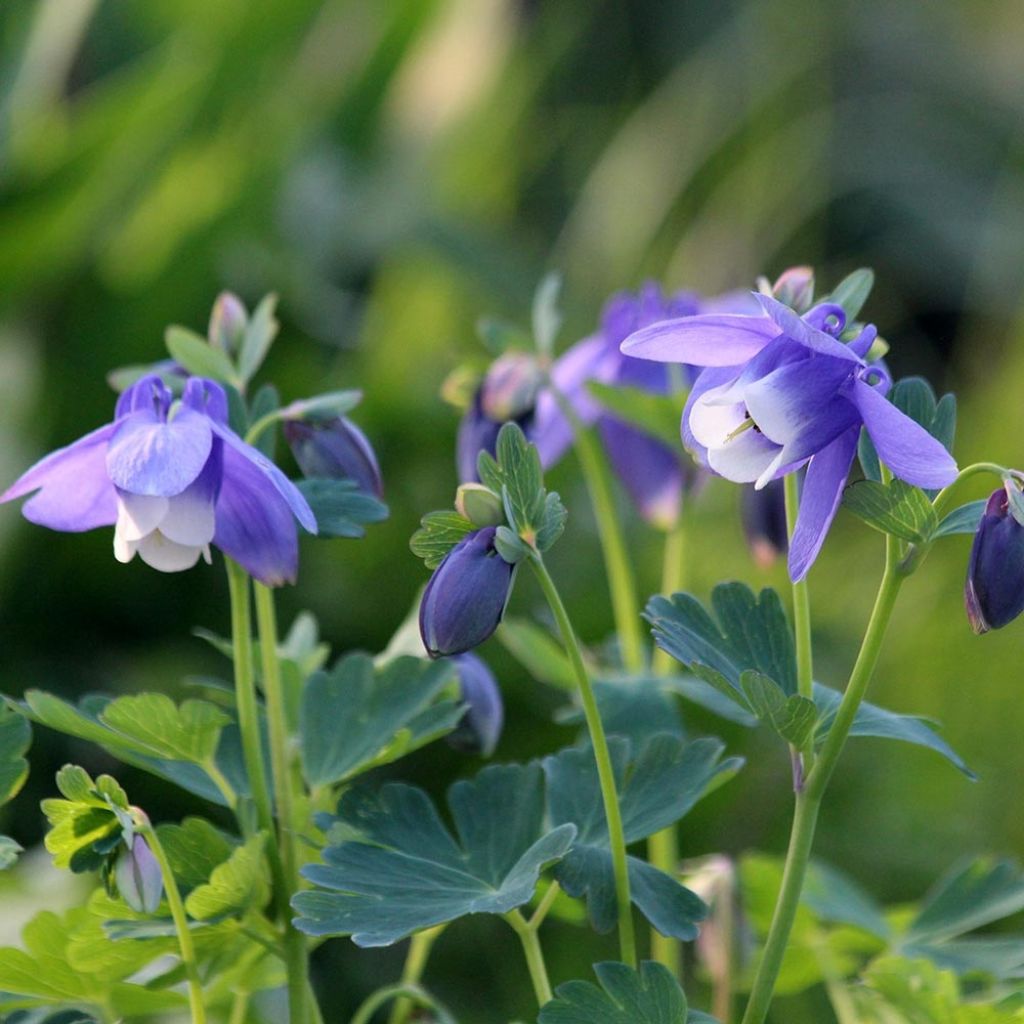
{"left": 253, "top": 581, "right": 311, "bottom": 1024}
{"left": 548, "top": 384, "right": 645, "bottom": 673}
{"left": 529, "top": 879, "right": 562, "bottom": 930}
{"left": 740, "top": 543, "right": 905, "bottom": 1024}
{"left": 649, "top": 515, "right": 688, "bottom": 976}
{"left": 931, "top": 461, "right": 1012, "bottom": 518}
{"left": 227, "top": 991, "right": 250, "bottom": 1024}
{"left": 138, "top": 821, "right": 207, "bottom": 1024}
{"left": 350, "top": 985, "right": 446, "bottom": 1024}
{"left": 504, "top": 909, "right": 554, "bottom": 1006}
{"left": 387, "top": 925, "right": 445, "bottom": 1024}
{"left": 529, "top": 551, "right": 636, "bottom": 967}
{"left": 784, "top": 474, "right": 814, "bottom": 707}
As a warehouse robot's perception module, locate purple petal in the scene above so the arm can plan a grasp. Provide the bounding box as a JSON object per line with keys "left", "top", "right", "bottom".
{"left": 213, "top": 442, "right": 302, "bottom": 586}
{"left": 621, "top": 313, "right": 781, "bottom": 366}
{"left": 599, "top": 416, "right": 684, "bottom": 529}
{"left": 106, "top": 406, "right": 213, "bottom": 497}
{"left": 210, "top": 421, "right": 317, "bottom": 534}
{"left": 181, "top": 377, "right": 230, "bottom": 425}
{"left": 2, "top": 422, "right": 119, "bottom": 532}
{"left": 788, "top": 427, "right": 860, "bottom": 581}
{"left": 847, "top": 379, "right": 958, "bottom": 488}
{"left": 754, "top": 295, "right": 861, "bottom": 363}
{"left": 115, "top": 375, "right": 173, "bottom": 420}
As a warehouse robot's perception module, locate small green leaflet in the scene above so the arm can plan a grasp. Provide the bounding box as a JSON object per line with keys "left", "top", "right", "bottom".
{"left": 587, "top": 381, "right": 683, "bottom": 449}
{"left": 410, "top": 511, "right": 476, "bottom": 569}
{"left": 184, "top": 832, "right": 270, "bottom": 920}
{"left": 165, "top": 325, "right": 238, "bottom": 387}
{"left": 237, "top": 293, "right": 280, "bottom": 386}
{"left": 498, "top": 617, "right": 577, "bottom": 691}
{"left": 0, "top": 705, "right": 30, "bottom": 866}
{"left": 41, "top": 766, "right": 129, "bottom": 873}
{"left": 740, "top": 672, "right": 817, "bottom": 749}
{"left": 155, "top": 817, "right": 237, "bottom": 893}
{"left": 934, "top": 500, "right": 986, "bottom": 538}
{"left": 532, "top": 271, "right": 563, "bottom": 358}
{"left": 823, "top": 267, "right": 875, "bottom": 322}
{"left": 841, "top": 479, "right": 938, "bottom": 544}
{"left": 295, "top": 478, "right": 388, "bottom": 538}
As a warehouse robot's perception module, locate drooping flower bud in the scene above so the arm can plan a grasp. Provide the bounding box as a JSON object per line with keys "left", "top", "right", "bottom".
{"left": 771, "top": 266, "right": 815, "bottom": 313}
{"left": 446, "top": 652, "right": 504, "bottom": 757}
{"left": 741, "top": 479, "right": 789, "bottom": 568}
{"left": 965, "top": 487, "right": 1024, "bottom": 634}
{"left": 208, "top": 292, "right": 248, "bottom": 355}
{"left": 455, "top": 483, "right": 504, "bottom": 527}
{"left": 479, "top": 351, "right": 544, "bottom": 422}
{"left": 115, "top": 835, "right": 163, "bottom": 914}
{"left": 283, "top": 416, "right": 383, "bottom": 498}
{"left": 419, "top": 527, "right": 516, "bottom": 657}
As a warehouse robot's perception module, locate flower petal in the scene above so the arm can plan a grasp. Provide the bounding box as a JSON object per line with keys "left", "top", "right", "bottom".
{"left": 115, "top": 492, "right": 170, "bottom": 542}
{"left": 2, "top": 422, "right": 119, "bottom": 531}
{"left": 598, "top": 416, "right": 683, "bottom": 529}
{"left": 115, "top": 375, "right": 173, "bottom": 420}
{"left": 621, "top": 312, "right": 780, "bottom": 366}
{"left": 106, "top": 406, "right": 213, "bottom": 497}
{"left": 181, "top": 376, "right": 230, "bottom": 425}
{"left": 788, "top": 428, "right": 860, "bottom": 581}
{"left": 213, "top": 441, "right": 301, "bottom": 586}
{"left": 681, "top": 367, "right": 741, "bottom": 462}
{"left": 135, "top": 532, "right": 205, "bottom": 573}
{"left": 707, "top": 428, "right": 781, "bottom": 484}
{"left": 754, "top": 295, "right": 862, "bottom": 362}
{"left": 160, "top": 443, "right": 221, "bottom": 547}
{"left": 848, "top": 379, "right": 958, "bottom": 488}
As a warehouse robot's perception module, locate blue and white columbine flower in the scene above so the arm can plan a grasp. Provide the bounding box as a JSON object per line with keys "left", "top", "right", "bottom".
{"left": 1, "top": 374, "right": 316, "bottom": 586}
{"left": 622, "top": 293, "right": 958, "bottom": 580}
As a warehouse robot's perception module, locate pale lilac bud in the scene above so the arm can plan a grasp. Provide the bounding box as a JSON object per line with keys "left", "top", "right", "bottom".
{"left": 116, "top": 835, "right": 163, "bottom": 914}
{"left": 208, "top": 292, "right": 248, "bottom": 355}
{"left": 446, "top": 653, "right": 504, "bottom": 757}
{"left": 771, "top": 266, "right": 815, "bottom": 313}
{"left": 479, "top": 351, "right": 544, "bottom": 422}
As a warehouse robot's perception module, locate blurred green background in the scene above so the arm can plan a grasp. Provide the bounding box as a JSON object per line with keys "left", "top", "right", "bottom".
{"left": 0, "top": 0, "right": 1022, "bottom": 1021}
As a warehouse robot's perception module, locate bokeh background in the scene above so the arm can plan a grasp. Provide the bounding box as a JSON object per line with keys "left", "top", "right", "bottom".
{"left": 0, "top": 1, "right": 1022, "bottom": 1021}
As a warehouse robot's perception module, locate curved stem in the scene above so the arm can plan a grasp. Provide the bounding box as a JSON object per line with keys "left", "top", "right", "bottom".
{"left": 504, "top": 910, "right": 554, "bottom": 1006}
{"left": 350, "top": 985, "right": 446, "bottom": 1024}
{"left": 529, "top": 879, "right": 562, "bottom": 930}
{"left": 139, "top": 823, "right": 207, "bottom": 1024}
{"left": 931, "top": 461, "right": 1010, "bottom": 519}
{"left": 548, "top": 384, "right": 645, "bottom": 672}
{"left": 253, "top": 582, "right": 311, "bottom": 1024}
{"left": 784, "top": 475, "right": 814, "bottom": 706}
{"left": 529, "top": 552, "right": 636, "bottom": 967}
{"left": 387, "top": 925, "right": 444, "bottom": 1024}
{"left": 227, "top": 991, "right": 249, "bottom": 1024}
{"left": 740, "top": 545, "right": 905, "bottom": 1024}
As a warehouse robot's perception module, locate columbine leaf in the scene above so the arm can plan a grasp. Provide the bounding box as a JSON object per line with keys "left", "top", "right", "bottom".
{"left": 813, "top": 684, "right": 974, "bottom": 778}
{"left": 536, "top": 491, "right": 568, "bottom": 551}
{"left": 497, "top": 423, "right": 545, "bottom": 537}
{"left": 295, "top": 478, "right": 388, "bottom": 538}
{"left": 532, "top": 271, "right": 563, "bottom": 357}
{"left": 934, "top": 500, "right": 986, "bottom": 538}
{"left": 842, "top": 479, "right": 938, "bottom": 543}
{"left": 248, "top": 383, "right": 280, "bottom": 459}
{"left": 0, "top": 836, "right": 23, "bottom": 870}
{"left": 543, "top": 735, "right": 739, "bottom": 938}
{"left": 293, "top": 763, "right": 576, "bottom": 946}
{"left": 155, "top": 818, "right": 236, "bottom": 893}
{"left": 537, "top": 961, "right": 691, "bottom": 1024}
{"left": 184, "top": 832, "right": 270, "bottom": 920}
{"left": 164, "top": 326, "right": 237, "bottom": 385}
{"left": 586, "top": 382, "right": 682, "bottom": 449}
{"left": 825, "top": 268, "right": 875, "bottom": 322}
{"left": 237, "top": 293, "right": 279, "bottom": 385}
{"left": 42, "top": 766, "right": 126, "bottom": 873}
{"left": 498, "top": 618, "right": 577, "bottom": 691}
{"left": 98, "top": 694, "right": 229, "bottom": 765}
{"left": 802, "top": 860, "right": 891, "bottom": 939}
{"left": 287, "top": 389, "right": 363, "bottom": 421}
{"left": 300, "top": 654, "right": 461, "bottom": 788}
{"left": 740, "top": 672, "right": 818, "bottom": 748}
{"left": 0, "top": 705, "right": 30, "bottom": 807}
{"left": 410, "top": 511, "right": 476, "bottom": 569}
{"left": 644, "top": 583, "right": 797, "bottom": 702}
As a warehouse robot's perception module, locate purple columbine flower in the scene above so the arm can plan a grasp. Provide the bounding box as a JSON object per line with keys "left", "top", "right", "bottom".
{"left": 622, "top": 293, "right": 958, "bottom": 580}
{"left": 965, "top": 487, "right": 1024, "bottom": 634}
{"left": 446, "top": 652, "right": 504, "bottom": 756}
{"left": 284, "top": 416, "right": 383, "bottom": 497}
{"left": 115, "top": 834, "right": 163, "bottom": 914}
{"left": 1, "top": 374, "right": 317, "bottom": 586}
{"left": 419, "top": 526, "right": 515, "bottom": 658}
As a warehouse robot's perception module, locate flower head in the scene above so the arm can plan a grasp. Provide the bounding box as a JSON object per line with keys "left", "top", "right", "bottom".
{"left": 419, "top": 526, "right": 515, "bottom": 657}
{"left": 1, "top": 374, "right": 317, "bottom": 586}
{"left": 446, "top": 652, "right": 504, "bottom": 756}
{"left": 965, "top": 487, "right": 1024, "bottom": 634}
{"left": 622, "top": 293, "right": 958, "bottom": 579}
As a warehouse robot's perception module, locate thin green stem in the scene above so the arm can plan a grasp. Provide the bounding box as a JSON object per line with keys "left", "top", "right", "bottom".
{"left": 504, "top": 910, "right": 554, "bottom": 1006}
{"left": 140, "top": 823, "right": 207, "bottom": 1024}
{"left": 740, "top": 543, "right": 905, "bottom": 1024}
{"left": 350, "top": 986, "right": 444, "bottom": 1024}
{"left": 529, "top": 552, "right": 636, "bottom": 966}
{"left": 227, "top": 990, "right": 250, "bottom": 1024}
{"left": 387, "top": 925, "right": 444, "bottom": 1024}
{"left": 200, "top": 758, "right": 239, "bottom": 820}
{"left": 253, "top": 581, "right": 311, "bottom": 1024}
{"left": 529, "top": 879, "right": 562, "bottom": 930}
{"left": 549, "top": 384, "right": 645, "bottom": 672}
{"left": 784, "top": 474, "right": 814, "bottom": 706}
{"left": 931, "top": 461, "right": 1011, "bottom": 519}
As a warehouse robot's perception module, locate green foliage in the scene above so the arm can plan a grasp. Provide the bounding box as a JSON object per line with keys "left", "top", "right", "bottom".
{"left": 155, "top": 817, "right": 237, "bottom": 893}
{"left": 41, "top": 766, "right": 129, "bottom": 873}
{"left": 498, "top": 618, "right": 578, "bottom": 691}
{"left": 184, "top": 832, "right": 270, "bottom": 920}
{"left": 739, "top": 672, "right": 817, "bottom": 749}
{"left": 532, "top": 272, "right": 563, "bottom": 357}
{"left": 237, "top": 294, "right": 280, "bottom": 386}
{"left": 823, "top": 267, "right": 875, "bottom": 322}
{"left": 410, "top": 510, "right": 477, "bottom": 569}
{"left": 295, "top": 478, "right": 389, "bottom": 538}
{"left": 537, "top": 961, "right": 707, "bottom": 1024}
{"left": 0, "top": 706, "right": 30, "bottom": 870}
{"left": 935, "top": 500, "right": 986, "bottom": 538}
{"left": 165, "top": 325, "right": 238, "bottom": 387}
{"left": 293, "top": 762, "right": 576, "bottom": 945}
{"left": 587, "top": 381, "right": 683, "bottom": 449}
{"left": 842, "top": 479, "right": 939, "bottom": 543}
{"left": 300, "top": 653, "right": 462, "bottom": 788}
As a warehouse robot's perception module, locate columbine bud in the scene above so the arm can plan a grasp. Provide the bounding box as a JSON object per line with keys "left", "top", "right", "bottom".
{"left": 208, "top": 291, "right": 248, "bottom": 355}
{"left": 446, "top": 653, "right": 504, "bottom": 757}
{"left": 455, "top": 483, "right": 505, "bottom": 527}
{"left": 115, "top": 835, "right": 163, "bottom": 913}
{"left": 479, "top": 351, "right": 544, "bottom": 422}
{"left": 283, "top": 417, "right": 383, "bottom": 498}
{"left": 965, "top": 487, "right": 1024, "bottom": 634}
{"left": 771, "top": 266, "right": 815, "bottom": 313}
{"left": 741, "top": 479, "right": 788, "bottom": 569}
{"left": 419, "top": 527, "right": 515, "bottom": 657}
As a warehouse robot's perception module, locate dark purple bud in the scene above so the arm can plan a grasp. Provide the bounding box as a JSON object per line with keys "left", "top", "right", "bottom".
{"left": 771, "top": 266, "right": 815, "bottom": 313}
{"left": 284, "top": 417, "right": 383, "bottom": 498}
{"left": 115, "top": 835, "right": 163, "bottom": 913}
{"left": 208, "top": 291, "right": 248, "bottom": 355}
{"left": 419, "top": 527, "right": 515, "bottom": 657}
{"left": 479, "top": 351, "right": 544, "bottom": 422}
{"left": 741, "top": 479, "right": 789, "bottom": 568}
{"left": 446, "top": 653, "right": 504, "bottom": 757}
{"left": 965, "top": 487, "right": 1024, "bottom": 634}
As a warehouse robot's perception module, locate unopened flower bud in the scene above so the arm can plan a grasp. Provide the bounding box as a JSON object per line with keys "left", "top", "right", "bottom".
{"left": 455, "top": 484, "right": 504, "bottom": 527}
{"left": 283, "top": 417, "right": 383, "bottom": 498}
{"left": 456, "top": 391, "right": 505, "bottom": 484}
{"left": 446, "top": 653, "right": 504, "bottom": 757}
{"left": 741, "top": 479, "right": 788, "bottom": 568}
{"left": 965, "top": 486, "right": 1024, "bottom": 634}
{"left": 115, "top": 835, "right": 163, "bottom": 914}
{"left": 771, "top": 266, "right": 815, "bottom": 313}
{"left": 479, "top": 351, "right": 543, "bottom": 422}
{"left": 208, "top": 292, "right": 248, "bottom": 355}
{"left": 419, "top": 527, "right": 515, "bottom": 658}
